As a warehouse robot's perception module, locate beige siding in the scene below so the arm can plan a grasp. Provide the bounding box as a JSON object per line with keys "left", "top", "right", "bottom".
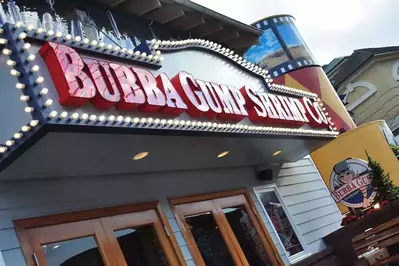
{"left": 337, "top": 55, "right": 399, "bottom": 128}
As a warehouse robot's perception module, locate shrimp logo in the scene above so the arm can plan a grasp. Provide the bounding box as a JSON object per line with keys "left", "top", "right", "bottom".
{"left": 330, "top": 158, "right": 376, "bottom": 208}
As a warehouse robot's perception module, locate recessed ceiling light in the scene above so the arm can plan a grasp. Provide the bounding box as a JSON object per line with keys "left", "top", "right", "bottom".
{"left": 133, "top": 151, "right": 149, "bottom": 160}
{"left": 52, "top": 245, "right": 60, "bottom": 249}
{"left": 273, "top": 150, "right": 282, "bottom": 156}
{"left": 217, "top": 151, "right": 229, "bottom": 158}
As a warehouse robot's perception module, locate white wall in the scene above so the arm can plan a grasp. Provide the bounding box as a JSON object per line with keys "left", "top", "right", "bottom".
{"left": 0, "top": 160, "right": 342, "bottom": 265}
{"left": 253, "top": 157, "right": 343, "bottom": 262}
{"left": 0, "top": 251, "right": 5, "bottom": 266}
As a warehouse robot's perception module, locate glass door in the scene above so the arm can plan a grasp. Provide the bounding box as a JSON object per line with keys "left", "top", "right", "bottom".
{"left": 100, "top": 210, "right": 179, "bottom": 266}
{"left": 15, "top": 203, "right": 184, "bottom": 266}
{"left": 26, "top": 220, "right": 116, "bottom": 266}
{"left": 173, "top": 193, "right": 283, "bottom": 266}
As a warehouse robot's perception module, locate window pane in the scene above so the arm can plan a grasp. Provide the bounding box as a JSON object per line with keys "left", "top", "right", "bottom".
{"left": 42, "top": 236, "right": 104, "bottom": 266}
{"left": 185, "top": 212, "right": 235, "bottom": 266}
{"left": 258, "top": 191, "right": 304, "bottom": 257}
{"left": 114, "top": 225, "right": 169, "bottom": 266}
{"left": 223, "top": 206, "right": 272, "bottom": 266}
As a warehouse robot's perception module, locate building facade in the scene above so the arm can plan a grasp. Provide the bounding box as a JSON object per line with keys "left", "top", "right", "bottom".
{"left": 323, "top": 47, "right": 399, "bottom": 137}
{"left": 0, "top": 1, "right": 346, "bottom": 265}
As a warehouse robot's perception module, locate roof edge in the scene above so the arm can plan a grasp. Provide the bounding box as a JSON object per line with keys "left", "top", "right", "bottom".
{"left": 171, "top": 0, "right": 262, "bottom": 35}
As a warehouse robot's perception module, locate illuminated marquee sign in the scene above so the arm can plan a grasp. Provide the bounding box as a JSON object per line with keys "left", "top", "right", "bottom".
{"left": 40, "top": 42, "right": 330, "bottom": 129}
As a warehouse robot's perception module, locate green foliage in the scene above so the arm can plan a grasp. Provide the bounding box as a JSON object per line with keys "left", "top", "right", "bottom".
{"left": 366, "top": 151, "right": 399, "bottom": 203}
{"left": 390, "top": 144, "right": 399, "bottom": 157}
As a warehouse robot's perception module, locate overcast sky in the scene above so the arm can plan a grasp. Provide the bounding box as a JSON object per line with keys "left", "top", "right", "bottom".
{"left": 192, "top": 0, "right": 399, "bottom": 65}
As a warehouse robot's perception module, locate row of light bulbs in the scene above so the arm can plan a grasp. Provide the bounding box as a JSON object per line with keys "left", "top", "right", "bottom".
{"left": 149, "top": 38, "right": 271, "bottom": 78}
{"left": 14, "top": 21, "right": 318, "bottom": 100}
{"left": 271, "top": 83, "right": 317, "bottom": 98}
{"left": 12, "top": 21, "right": 165, "bottom": 64}
{"left": 149, "top": 38, "right": 318, "bottom": 99}
{"left": 46, "top": 110, "right": 339, "bottom": 137}
{"left": 0, "top": 22, "right": 339, "bottom": 157}
{"left": 0, "top": 24, "right": 51, "bottom": 155}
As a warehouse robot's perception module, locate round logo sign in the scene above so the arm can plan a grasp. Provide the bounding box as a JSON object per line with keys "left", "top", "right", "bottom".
{"left": 330, "top": 158, "right": 376, "bottom": 208}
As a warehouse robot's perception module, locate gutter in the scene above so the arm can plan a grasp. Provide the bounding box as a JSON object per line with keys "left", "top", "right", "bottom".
{"left": 169, "top": 0, "right": 262, "bottom": 36}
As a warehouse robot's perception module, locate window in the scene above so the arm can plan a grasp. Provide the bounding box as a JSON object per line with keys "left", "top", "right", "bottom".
{"left": 255, "top": 186, "right": 310, "bottom": 263}
{"left": 14, "top": 202, "right": 185, "bottom": 266}
{"left": 170, "top": 190, "right": 283, "bottom": 266}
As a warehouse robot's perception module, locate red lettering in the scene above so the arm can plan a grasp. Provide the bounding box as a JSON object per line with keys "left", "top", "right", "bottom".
{"left": 132, "top": 67, "right": 166, "bottom": 112}
{"left": 109, "top": 63, "right": 145, "bottom": 110}
{"left": 302, "top": 98, "right": 329, "bottom": 128}
{"left": 342, "top": 186, "right": 348, "bottom": 195}
{"left": 213, "top": 84, "right": 245, "bottom": 121}
{"left": 356, "top": 177, "right": 364, "bottom": 187}
{"left": 156, "top": 73, "right": 187, "bottom": 116}
{"left": 240, "top": 86, "right": 267, "bottom": 123}
{"left": 171, "top": 71, "right": 209, "bottom": 118}
{"left": 40, "top": 42, "right": 334, "bottom": 130}
{"left": 281, "top": 97, "right": 307, "bottom": 123}
{"left": 268, "top": 94, "right": 290, "bottom": 120}
{"left": 196, "top": 80, "right": 222, "bottom": 119}
{"left": 259, "top": 94, "right": 280, "bottom": 120}
{"left": 332, "top": 191, "right": 339, "bottom": 201}
{"left": 84, "top": 58, "right": 120, "bottom": 110}
{"left": 40, "top": 42, "right": 96, "bottom": 106}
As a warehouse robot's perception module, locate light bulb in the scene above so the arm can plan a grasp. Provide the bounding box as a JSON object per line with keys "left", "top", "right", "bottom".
{"left": 27, "top": 54, "right": 35, "bottom": 61}
{"left": 44, "top": 99, "right": 53, "bottom": 107}
{"left": 30, "top": 120, "right": 39, "bottom": 127}
{"left": 14, "top": 21, "right": 23, "bottom": 28}
{"left": 71, "top": 113, "right": 79, "bottom": 120}
{"left": 10, "top": 69, "right": 20, "bottom": 76}
{"left": 80, "top": 113, "right": 89, "bottom": 120}
{"left": 5, "top": 140, "right": 15, "bottom": 146}
{"left": 108, "top": 115, "right": 115, "bottom": 122}
{"left": 2, "top": 48, "right": 12, "bottom": 55}
{"left": 20, "top": 95, "right": 29, "bottom": 102}
{"left": 7, "top": 60, "right": 16, "bottom": 66}
{"left": 60, "top": 111, "right": 68, "bottom": 119}
{"left": 31, "top": 65, "right": 40, "bottom": 72}
{"left": 22, "top": 43, "right": 31, "bottom": 51}
{"left": 35, "top": 76, "right": 44, "bottom": 84}
{"left": 49, "top": 111, "right": 58, "bottom": 118}
{"left": 18, "top": 32, "right": 27, "bottom": 40}
{"left": 46, "top": 30, "right": 54, "bottom": 37}
{"left": 6, "top": 138, "right": 17, "bottom": 147}
{"left": 36, "top": 28, "right": 44, "bottom": 34}
{"left": 21, "top": 126, "right": 31, "bottom": 132}
{"left": 40, "top": 88, "right": 48, "bottom": 95}
{"left": 14, "top": 133, "right": 22, "bottom": 139}
{"left": 15, "top": 83, "right": 25, "bottom": 90}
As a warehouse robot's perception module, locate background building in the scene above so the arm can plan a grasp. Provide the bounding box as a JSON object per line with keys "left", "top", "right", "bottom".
{"left": 323, "top": 46, "right": 399, "bottom": 139}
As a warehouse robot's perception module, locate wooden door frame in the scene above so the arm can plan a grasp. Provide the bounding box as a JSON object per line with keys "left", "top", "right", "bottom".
{"left": 14, "top": 201, "right": 186, "bottom": 266}
{"left": 169, "top": 188, "right": 284, "bottom": 266}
